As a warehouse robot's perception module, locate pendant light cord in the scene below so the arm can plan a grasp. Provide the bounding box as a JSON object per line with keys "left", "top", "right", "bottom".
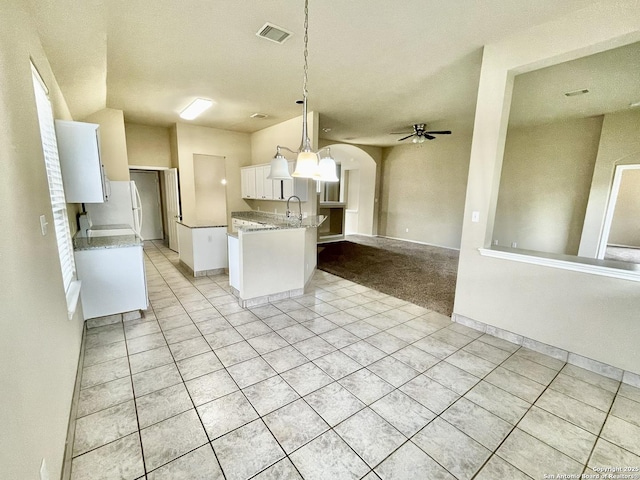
{"left": 303, "top": 0, "right": 309, "bottom": 102}
{"left": 300, "top": 0, "right": 311, "bottom": 152}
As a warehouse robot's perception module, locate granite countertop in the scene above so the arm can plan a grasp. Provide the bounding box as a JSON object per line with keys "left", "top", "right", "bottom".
{"left": 177, "top": 221, "right": 227, "bottom": 229}
{"left": 231, "top": 211, "right": 326, "bottom": 231}
{"left": 74, "top": 233, "right": 143, "bottom": 251}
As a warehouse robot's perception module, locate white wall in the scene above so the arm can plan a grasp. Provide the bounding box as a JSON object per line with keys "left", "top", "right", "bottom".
{"left": 193, "top": 154, "right": 227, "bottom": 226}
{"left": 83, "top": 108, "right": 130, "bottom": 181}
{"left": 125, "top": 122, "right": 172, "bottom": 168}
{"left": 454, "top": 0, "right": 640, "bottom": 374}
{"left": 173, "top": 122, "right": 251, "bottom": 227}
{"left": 379, "top": 133, "right": 472, "bottom": 249}
{"left": 493, "top": 117, "right": 602, "bottom": 255}
{"left": 0, "top": 1, "right": 84, "bottom": 478}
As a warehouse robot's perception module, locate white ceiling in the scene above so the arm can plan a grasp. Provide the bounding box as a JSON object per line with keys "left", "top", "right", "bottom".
{"left": 28, "top": 0, "right": 610, "bottom": 146}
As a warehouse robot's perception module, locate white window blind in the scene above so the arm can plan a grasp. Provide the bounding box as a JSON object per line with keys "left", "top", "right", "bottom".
{"left": 31, "top": 64, "right": 76, "bottom": 293}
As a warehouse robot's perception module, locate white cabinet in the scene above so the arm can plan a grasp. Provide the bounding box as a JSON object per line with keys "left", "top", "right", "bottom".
{"left": 241, "top": 167, "right": 256, "bottom": 199}
{"left": 55, "top": 120, "right": 109, "bottom": 203}
{"left": 74, "top": 244, "right": 147, "bottom": 319}
{"left": 241, "top": 162, "right": 308, "bottom": 202}
{"left": 255, "top": 165, "right": 274, "bottom": 200}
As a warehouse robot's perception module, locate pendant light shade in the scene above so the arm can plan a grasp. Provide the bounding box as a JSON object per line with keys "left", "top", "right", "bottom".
{"left": 314, "top": 149, "right": 339, "bottom": 182}
{"left": 267, "top": 150, "right": 292, "bottom": 180}
{"left": 292, "top": 151, "right": 318, "bottom": 178}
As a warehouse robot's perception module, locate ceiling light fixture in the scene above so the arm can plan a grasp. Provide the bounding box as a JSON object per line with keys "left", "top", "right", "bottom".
{"left": 179, "top": 98, "right": 213, "bottom": 120}
{"left": 267, "top": 0, "right": 338, "bottom": 183}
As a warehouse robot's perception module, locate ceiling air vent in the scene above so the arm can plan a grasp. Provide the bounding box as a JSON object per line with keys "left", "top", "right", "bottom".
{"left": 256, "top": 23, "right": 292, "bottom": 44}
{"left": 564, "top": 88, "right": 589, "bottom": 97}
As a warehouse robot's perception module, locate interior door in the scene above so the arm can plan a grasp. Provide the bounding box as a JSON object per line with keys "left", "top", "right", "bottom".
{"left": 163, "top": 168, "right": 181, "bottom": 252}
{"left": 130, "top": 171, "right": 163, "bottom": 240}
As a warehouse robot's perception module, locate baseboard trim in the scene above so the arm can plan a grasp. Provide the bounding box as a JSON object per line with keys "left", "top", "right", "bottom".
{"left": 375, "top": 235, "right": 461, "bottom": 251}
{"left": 452, "top": 313, "right": 640, "bottom": 388}
{"left": 61, "top": 324, "right": 87, "bottom": 480}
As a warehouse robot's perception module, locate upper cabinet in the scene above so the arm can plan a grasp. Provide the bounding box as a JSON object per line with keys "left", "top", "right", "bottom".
{"left": 240, "top": 166, "right": 257, "bottom": 199}
{"left": 55, "top": 120, "right": 109, "bottom": 203}
{"left": 241, "top": 162, "right": 308, "bottom": 202}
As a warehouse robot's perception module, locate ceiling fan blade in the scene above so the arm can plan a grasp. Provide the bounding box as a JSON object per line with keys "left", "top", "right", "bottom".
{"left": 425, "top": 130, "right": 452, "bottom": 135}
{"left": 390, "top": 131, "right": 413, "bottom": 135}
{"left": 425, "top": 134, "right": 436, "bottom": 140}
{"left": 397, "top": 134, "right": 415, "bottom": 141}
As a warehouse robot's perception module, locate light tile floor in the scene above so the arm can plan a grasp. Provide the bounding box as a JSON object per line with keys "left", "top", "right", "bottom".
{"left": 70, "top": 241, "right": 640, "bottom": 480}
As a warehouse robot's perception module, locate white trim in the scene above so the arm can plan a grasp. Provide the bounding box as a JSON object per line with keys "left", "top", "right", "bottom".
{"left": 378, "top": 235, "right": 461, "bottom": 251}
{"left": 479, "top": 247, "right": 640, "bottom": 282}
{"left": 597, "top": 164, "right": 640, "bottom": 259}
{"left": 65, "top": 280, "right": 82, "bottom": 320}
{"left": 129, "top": 165, "right": 170, "bottom": 171}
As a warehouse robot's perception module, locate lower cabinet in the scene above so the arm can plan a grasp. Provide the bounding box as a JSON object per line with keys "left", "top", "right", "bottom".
{"left": 75, "top": 245, "right": 148, "bottom": 319}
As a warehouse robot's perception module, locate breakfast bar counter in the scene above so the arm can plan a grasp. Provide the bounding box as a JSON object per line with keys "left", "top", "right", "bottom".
{"left": 228, "top": 211, "right": 326, "bottom": 307}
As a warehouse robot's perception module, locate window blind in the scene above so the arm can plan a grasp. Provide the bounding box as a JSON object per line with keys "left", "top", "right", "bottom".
{"left": 31, "top": 64, "right": 76, "bottom": 293}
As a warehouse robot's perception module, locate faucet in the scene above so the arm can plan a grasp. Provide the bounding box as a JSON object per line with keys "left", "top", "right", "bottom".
{"left": 286, "top": 195, "right": 302, "bottom": 222}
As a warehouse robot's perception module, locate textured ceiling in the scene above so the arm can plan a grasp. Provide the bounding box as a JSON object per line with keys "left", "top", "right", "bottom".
{"left": 29, "top": 0, "right": 617, "bottom": 146}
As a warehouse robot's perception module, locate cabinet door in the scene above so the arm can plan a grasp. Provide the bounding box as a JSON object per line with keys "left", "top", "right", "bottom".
{"left": 281, "top": 162, "right": 295, "bottom": 200}
{"left": 258, "top": 165, "right": 274, "bottom": 200}
{"left": 55, "top": 120, "right": 107, "bottom": 203}
{"left": 241, "top": 167, "right": 256, "bottom": 199}
{"left": 255, "top": 166, "right": 264, "bottom": 199}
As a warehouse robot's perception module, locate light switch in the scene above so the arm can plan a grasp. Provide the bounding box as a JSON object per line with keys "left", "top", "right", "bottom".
{"left": 40, "top": 215, "right": 48, "bottom": 236}
{"left": 471, "top": 211, "right": 480, "bottom": 223}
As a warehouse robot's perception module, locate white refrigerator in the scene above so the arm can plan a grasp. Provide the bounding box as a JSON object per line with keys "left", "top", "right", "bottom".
{"left": 85, "top": 180, "right": 143, "bottom": 239}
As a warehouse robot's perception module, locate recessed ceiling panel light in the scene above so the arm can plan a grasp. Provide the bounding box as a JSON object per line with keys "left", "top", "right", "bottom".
{"left": 250, "top": 113, "right": 268, "bottom": 119}
{"left": 564, "top": 88, "right": 589, "bottom": 97}
{"left": 179, "top": 98, "right": 213, "bottom": 120}
{"left": 256, "top": 23, "right": 292, "bottom": 44}
{"left": 629, "top": 100, "right": 640, "bottom": 108}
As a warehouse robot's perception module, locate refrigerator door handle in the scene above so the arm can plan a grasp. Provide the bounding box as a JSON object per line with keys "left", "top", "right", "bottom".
{"left": 131, "top": 182, "right": 144, "bottom": 239}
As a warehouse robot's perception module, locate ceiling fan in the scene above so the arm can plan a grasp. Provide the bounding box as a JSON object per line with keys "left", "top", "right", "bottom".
{"left": 392, "top": 124, "right": 452, "bottom": 143}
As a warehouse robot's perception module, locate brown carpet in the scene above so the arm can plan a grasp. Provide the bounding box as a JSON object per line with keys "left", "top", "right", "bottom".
{"left": 317, "top": 236, "right": 459, "bottom": 316}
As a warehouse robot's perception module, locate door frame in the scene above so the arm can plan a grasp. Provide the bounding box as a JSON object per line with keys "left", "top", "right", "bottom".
{"left": 128, "top": 165, "right": 174, "bottom": 247}
{"left": 597, "top": 163, "right": 640, "bottom": 259}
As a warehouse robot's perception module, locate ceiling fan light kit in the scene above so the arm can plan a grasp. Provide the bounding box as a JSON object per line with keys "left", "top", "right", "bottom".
{"left": 267, "top": 0, "right": 339, "bottom": 183}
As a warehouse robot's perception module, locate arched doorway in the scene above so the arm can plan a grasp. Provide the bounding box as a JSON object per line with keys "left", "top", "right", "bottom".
{"left": 323, "top": 144, "right": 378, "bottom": 236}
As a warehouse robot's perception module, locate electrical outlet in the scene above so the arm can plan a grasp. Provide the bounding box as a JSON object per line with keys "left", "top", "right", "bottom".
{"left": 40, "top": 459, "right": 50, "bottom": 480}
{"left": 405, "top": 228, "right": 409, "bottom": 233}
{"left": 493, "top": 239, "right": 498, "bottom": 246}
{"left": 511, "top": 242, "right": 517, "bottom": 248}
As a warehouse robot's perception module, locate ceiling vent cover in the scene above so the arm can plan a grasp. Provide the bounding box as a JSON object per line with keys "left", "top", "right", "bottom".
{"left": 256, "top": 23, "right": 292, "bottom": 44}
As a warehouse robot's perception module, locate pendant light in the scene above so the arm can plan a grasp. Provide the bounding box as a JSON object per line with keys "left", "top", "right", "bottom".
{"left": 267, "top": 146, "right": 293, "bottom": 180}
{"left": 268, "top": 0, "right": 338, "bottom": 183}
{"left": 314, "top": 147, "right": 339, "bottom": 182}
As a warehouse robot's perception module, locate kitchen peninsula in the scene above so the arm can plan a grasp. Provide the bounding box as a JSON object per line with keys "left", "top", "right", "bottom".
{"left": 177, "top": 222, "right": 228, "bottom": 276}
{"left": 228, "top": 211, "right": 326, "bottom": 307}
